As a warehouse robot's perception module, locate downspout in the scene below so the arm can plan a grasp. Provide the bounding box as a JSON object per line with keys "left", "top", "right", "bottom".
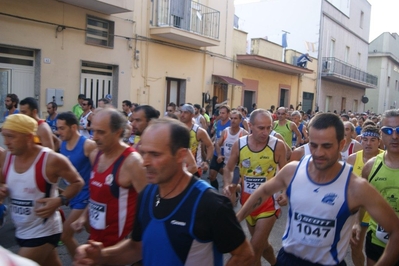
{"left": 316, "top": 0, "right": 325, "bottom": 112}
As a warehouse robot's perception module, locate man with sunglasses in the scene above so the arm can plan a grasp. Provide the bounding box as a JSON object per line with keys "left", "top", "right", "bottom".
{"left": 79, "top": 98, "right": 93, "bottom": 139}
{"left": 355, "top": 109, "right": 399, "bottom": 266}
{"left": 347, "top": 125, "right": 384, "bottom": 266}
{"left": 273, "top": 107, "right": 303, "bottom": 149}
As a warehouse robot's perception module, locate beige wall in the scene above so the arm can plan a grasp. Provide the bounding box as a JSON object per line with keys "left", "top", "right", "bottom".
{"left": 1, "top": 0, "right": 134, "bottom": 115}
{"left": 251, "top": 39, "right": 282, "bottom": 61}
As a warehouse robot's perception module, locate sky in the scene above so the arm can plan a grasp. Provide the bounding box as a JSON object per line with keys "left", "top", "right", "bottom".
{"left": 368, "top": 0, "right": 399, "bottom": 42}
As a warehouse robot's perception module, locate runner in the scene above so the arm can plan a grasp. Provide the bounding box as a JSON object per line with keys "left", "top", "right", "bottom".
{"left": 79, "top": 98, "right": 93, "bottom": 139}
{"left": 340, "top": 121, "right": 362, "bottom": 162}
{"left": 273, "top": 107, "right": 303, "bottom": 148}
{"left": 74, "top": 118, "right": 254, "bottom": 266}
{"left": 208, "top": 105, "right": 231, "bottom": 190}
{"left": 87, "top": 108, "right": 147, "bottom": 247}
{"left": 347, "top": 125, "right": 384, "bottom": 266}
{"left": 20, "top": 97, "right": 55, "bottom": 150}
{"left": 356, "top": 109, "right": 399, "bottom": 266}
{"left": 0, "top": 114, "right": 84, "bottom": 266}
{"left": 56, "top": 112, "right": 97, "bottom": 258}
{"left": 179, "top": 104, "right": 214, "bottom": 178}
{"left": 223, "top": 109, "right": 287, "bottom": 266}
{"left": 237, "top": 112, "right": 399, "bottom": 265}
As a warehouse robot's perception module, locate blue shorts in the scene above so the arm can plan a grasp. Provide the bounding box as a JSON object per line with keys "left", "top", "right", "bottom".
{"left": 69, "top": 189, "right": 89, "bottom": 210}
{"left": 210, "top": 154, "right": 224, "bottom": 172}
{"left": 16, "top": 233, "right": 61, "bottom": 248}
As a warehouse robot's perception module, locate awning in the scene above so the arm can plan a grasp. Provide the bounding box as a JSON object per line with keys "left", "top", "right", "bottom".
{"left": 213, "top": 75, "right": 245, "bottom": 86}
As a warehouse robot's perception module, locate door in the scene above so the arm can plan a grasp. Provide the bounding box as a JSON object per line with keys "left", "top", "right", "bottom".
{"left": 166, "top": 79, "right": 181, "bottom": 106}
{"left": 302, "top": 92, "right": 314, "bottom": 113}
{"left": 80, "top": 73, "right": 112, "bottom": 106}
{"left": 243, "top": 90, "right": 255, "bottom": 112}
{"left": 341, "top": 97, "right": 346, "bottom": 113}
{"left": 0, "top": 69, "right": 11, "bottom": 122}
{"left": 280, "top": 88, "right": 289, "bottom": 108}
{"left": 213, "top": 83, "right": 228, "bottom": 104}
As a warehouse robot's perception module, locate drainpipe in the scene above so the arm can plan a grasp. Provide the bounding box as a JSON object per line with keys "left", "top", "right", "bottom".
{"left": 316, "top": 0, "right": 325, "bottom": 112}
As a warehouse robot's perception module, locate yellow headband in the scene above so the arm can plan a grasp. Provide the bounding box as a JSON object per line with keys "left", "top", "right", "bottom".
{"left": 3, "top": 114, "right": 38, "bottom": 135}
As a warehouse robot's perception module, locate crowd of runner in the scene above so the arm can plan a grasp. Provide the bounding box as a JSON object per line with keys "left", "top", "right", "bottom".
{"left": 0, "top": 92, "right": 398, "bottom": 266}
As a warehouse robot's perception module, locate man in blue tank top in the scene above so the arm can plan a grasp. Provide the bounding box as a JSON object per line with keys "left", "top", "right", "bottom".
{"left": 235, "top": 113, "right": 399, "bottom": 265}
{"left": 74, "top": 118, "right": 254, "bottom": 266}
{"left": 56, "top": 112, "right": 97, "bottom": 258}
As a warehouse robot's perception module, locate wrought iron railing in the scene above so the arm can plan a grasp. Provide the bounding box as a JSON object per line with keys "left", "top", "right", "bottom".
{"left": 151, "top": 0, "right": 220, "bottom": 40}
{"left": 322, "top": 57, "right": 378, "bottom": 86}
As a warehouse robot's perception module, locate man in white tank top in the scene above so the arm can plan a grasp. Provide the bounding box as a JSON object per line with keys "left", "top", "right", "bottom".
{"left": 79, "top": 98, "right": 94, "bottom": 139}
{"left": 235, "top": 113, "right": 399, "bottom": 265}
{"left": 215, "top": 110, "right": 248, "bottom": 166}
{"left": 0, "top": 114, "right": 84, "bottom": 266}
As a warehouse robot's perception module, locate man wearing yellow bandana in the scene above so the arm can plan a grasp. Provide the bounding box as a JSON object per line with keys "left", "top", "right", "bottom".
{"left": 0, "top": 114, "right": 84, "bottom": 266}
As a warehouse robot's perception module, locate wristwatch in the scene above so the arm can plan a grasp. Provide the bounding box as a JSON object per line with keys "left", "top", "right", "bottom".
{"left": 58, "top": 194, "right": 69, "bottom": 206}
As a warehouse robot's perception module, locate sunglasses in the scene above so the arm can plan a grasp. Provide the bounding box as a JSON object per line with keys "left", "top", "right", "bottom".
{"left": 277, "top": 112, "right": 286, "bottom": 115}
{"left": 381, "top": 126, "right": 399, "bottom": 135}
{"left": 167, "top": 109, "right": 173, "bottom": 112}
{"left": 82, "top": 103, "right": 88, "bottom": 106}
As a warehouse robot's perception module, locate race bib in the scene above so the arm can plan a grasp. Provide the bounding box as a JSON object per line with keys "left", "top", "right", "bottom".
{"left": 243, "top": 176, "right": 265, "bottom": 194}
{"left": 376, "top": 224, "right": 389, "bottom": 244}
{"left": 292, "top": 212, "right": 336, "bottom": 247}
{"left": 10, "top": 198, "right": 34, "bottom": 225}
{"left": 89, "top": 200, "right": 107, "bottom": 230}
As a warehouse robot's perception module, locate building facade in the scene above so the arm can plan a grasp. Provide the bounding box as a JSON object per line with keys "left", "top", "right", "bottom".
{"left": 366, "top": 32, "right": 399, "bottom": 114}
{"left": 319, "top": 0, "right": 377, "bottom": 113}
{"left": 1, "top": 0, "right": 136, "bottom": 119}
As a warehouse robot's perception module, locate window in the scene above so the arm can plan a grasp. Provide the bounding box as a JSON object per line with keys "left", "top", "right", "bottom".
{"left": 345, "top": 46, "right": 350, "bottom": 62}
{"left": 388, "top": 76, "right": 390, "bottom": 87}
{"left": 86, "top": 16, "right": 114, "bottom": 48}
{"left": 330, "top": 39, "right": 335, "bottom": 58}
{"left": 360, "top": 11, "right": 364, "bottom": 28}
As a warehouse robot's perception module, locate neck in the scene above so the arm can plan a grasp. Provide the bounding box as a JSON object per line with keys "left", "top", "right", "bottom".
{"left": 8, "top": 107, "right": 16, "bottom": 113}
{"left": 102, "top": 142, "right": 127, "bottom": 158}
{"left": 50, "top": 113, "right": 57, "bottom": 119}
{"left": 158, "top": 172, "right": 190, "bottom": 199}
{"left": 384, "top": 151, "right": 399, "bottom": 168}
{"left": 66, "top": 132, "right": 81, "bottom": 149}
{"left": 185, "top": 121, "right": 193, "bottom": 129}
{"left": 230, "top": 126, "right": 240, "bottom": 134}
{"left": 309, "top": 161, "right": 342, "bottom": 183}
{"left": 279, "top": 119, "right": 287, "bottom": 125}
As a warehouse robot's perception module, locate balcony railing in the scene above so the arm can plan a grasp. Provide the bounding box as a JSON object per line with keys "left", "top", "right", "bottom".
{"left": 322, "top": 57, "right": 378, "bottom": 86}
{"left": 151, "top": 0, "right": 220, "bottom": 40}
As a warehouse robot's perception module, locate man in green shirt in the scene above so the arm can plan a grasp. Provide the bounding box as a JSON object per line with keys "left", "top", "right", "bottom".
{"left": 72, "top": 94, "right": 85, "bottom": 119}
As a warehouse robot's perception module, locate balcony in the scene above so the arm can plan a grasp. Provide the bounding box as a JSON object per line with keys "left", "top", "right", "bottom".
{"left": 322, "top": 57, "right": 378, "bottom": 88}
{"left": 150, "top": 0, "right": 220, "bottom": 47}
{"left": 57, "top": 0, "right": 132, "bottom": 14}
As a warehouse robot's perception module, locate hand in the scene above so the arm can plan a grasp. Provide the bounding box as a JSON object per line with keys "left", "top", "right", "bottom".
{"left": 216, "top": 156, "right": 224, "bottom": 164}
{"left": 71, "top": 215, "right": 87, "bottom": 233}
{"left": 201, "top": 161, "right": 209, "bottom": 172}
{"left": 35, "top": 197, "right": 61, "bottom": 218}
{"left": 350, "top": 223, "right": 361, "bottom": 247}
{"left": 223, "top": 184, "right": 236, "bottom": 198}
{"left": 276, "top": 192, "right": 287, "bottom": 206}
{"left": 74, "top": 240, "right": 104, "bottom": 266}
{"left": 0, "top": 184, "right": 8, "bottom": 201}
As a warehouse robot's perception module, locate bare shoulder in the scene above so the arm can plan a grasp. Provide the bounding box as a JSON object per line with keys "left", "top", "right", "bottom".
{"left": 362, "top": 156, "right": 377, "bottom": 178}
{"left": 0, "top": 147, "right": 6, "bottom": 167}
{"left": 289, "top": 146, "right": 304, "bottom": 162}
{"left": 84, "top": 138, "right": 97, "bottom": 154}
{"left": 276, "top": 161, "right": 300, "bottom": 183}
{"left": 346, "top": 153, "right": 357, "bottom": 166}
{"left": 347, "top": 172, "right": 374, "bottom": 210}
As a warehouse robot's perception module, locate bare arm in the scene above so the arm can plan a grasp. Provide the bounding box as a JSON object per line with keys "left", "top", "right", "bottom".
{"left": 353, "top": 141, "right": 363, "bottom": 153}
{"left": 223, "top": 141, "right": 240, "bottom": 189}
{"left": 289, "top": 146, "right": 304, "bottom": 162}
{"left": 236, "top": 162, "right": 297, "bottom": 222}
{"left": 346, "top": 153, "right": 357, "bottom": 167}
{"left": 200, "top": 116, "right": 208, "bottom": 130}
{"left": 275, "top": 132, "right": 291, "bottom": 159}
{"left": 38, "top": 123, "right": 55, "bottom": 150}
{"left": 225, "top": 239, "right": 254, "bottom": 266}
{"left": 184, "top": 149, "right": 198, "bottom": 174}
{"left": 275, "top": 139, "right": 287, "bottom": 169}
{"left": 291, "top": 123, "right": 303, "bottom": 145}
{"left": 118, "top": 151, "right": 147, "bottom": 193}
{"left": 83, "top": 139, "right": 97, "bottom": 158}
{"left": 36, "top": 152, "right": 84, "bottom": 218}
{"left": 198, "top": 128, "right": 214, "bottom": 171}
{"left": 349, "top": 169, "right": 399, "bottom": 265}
